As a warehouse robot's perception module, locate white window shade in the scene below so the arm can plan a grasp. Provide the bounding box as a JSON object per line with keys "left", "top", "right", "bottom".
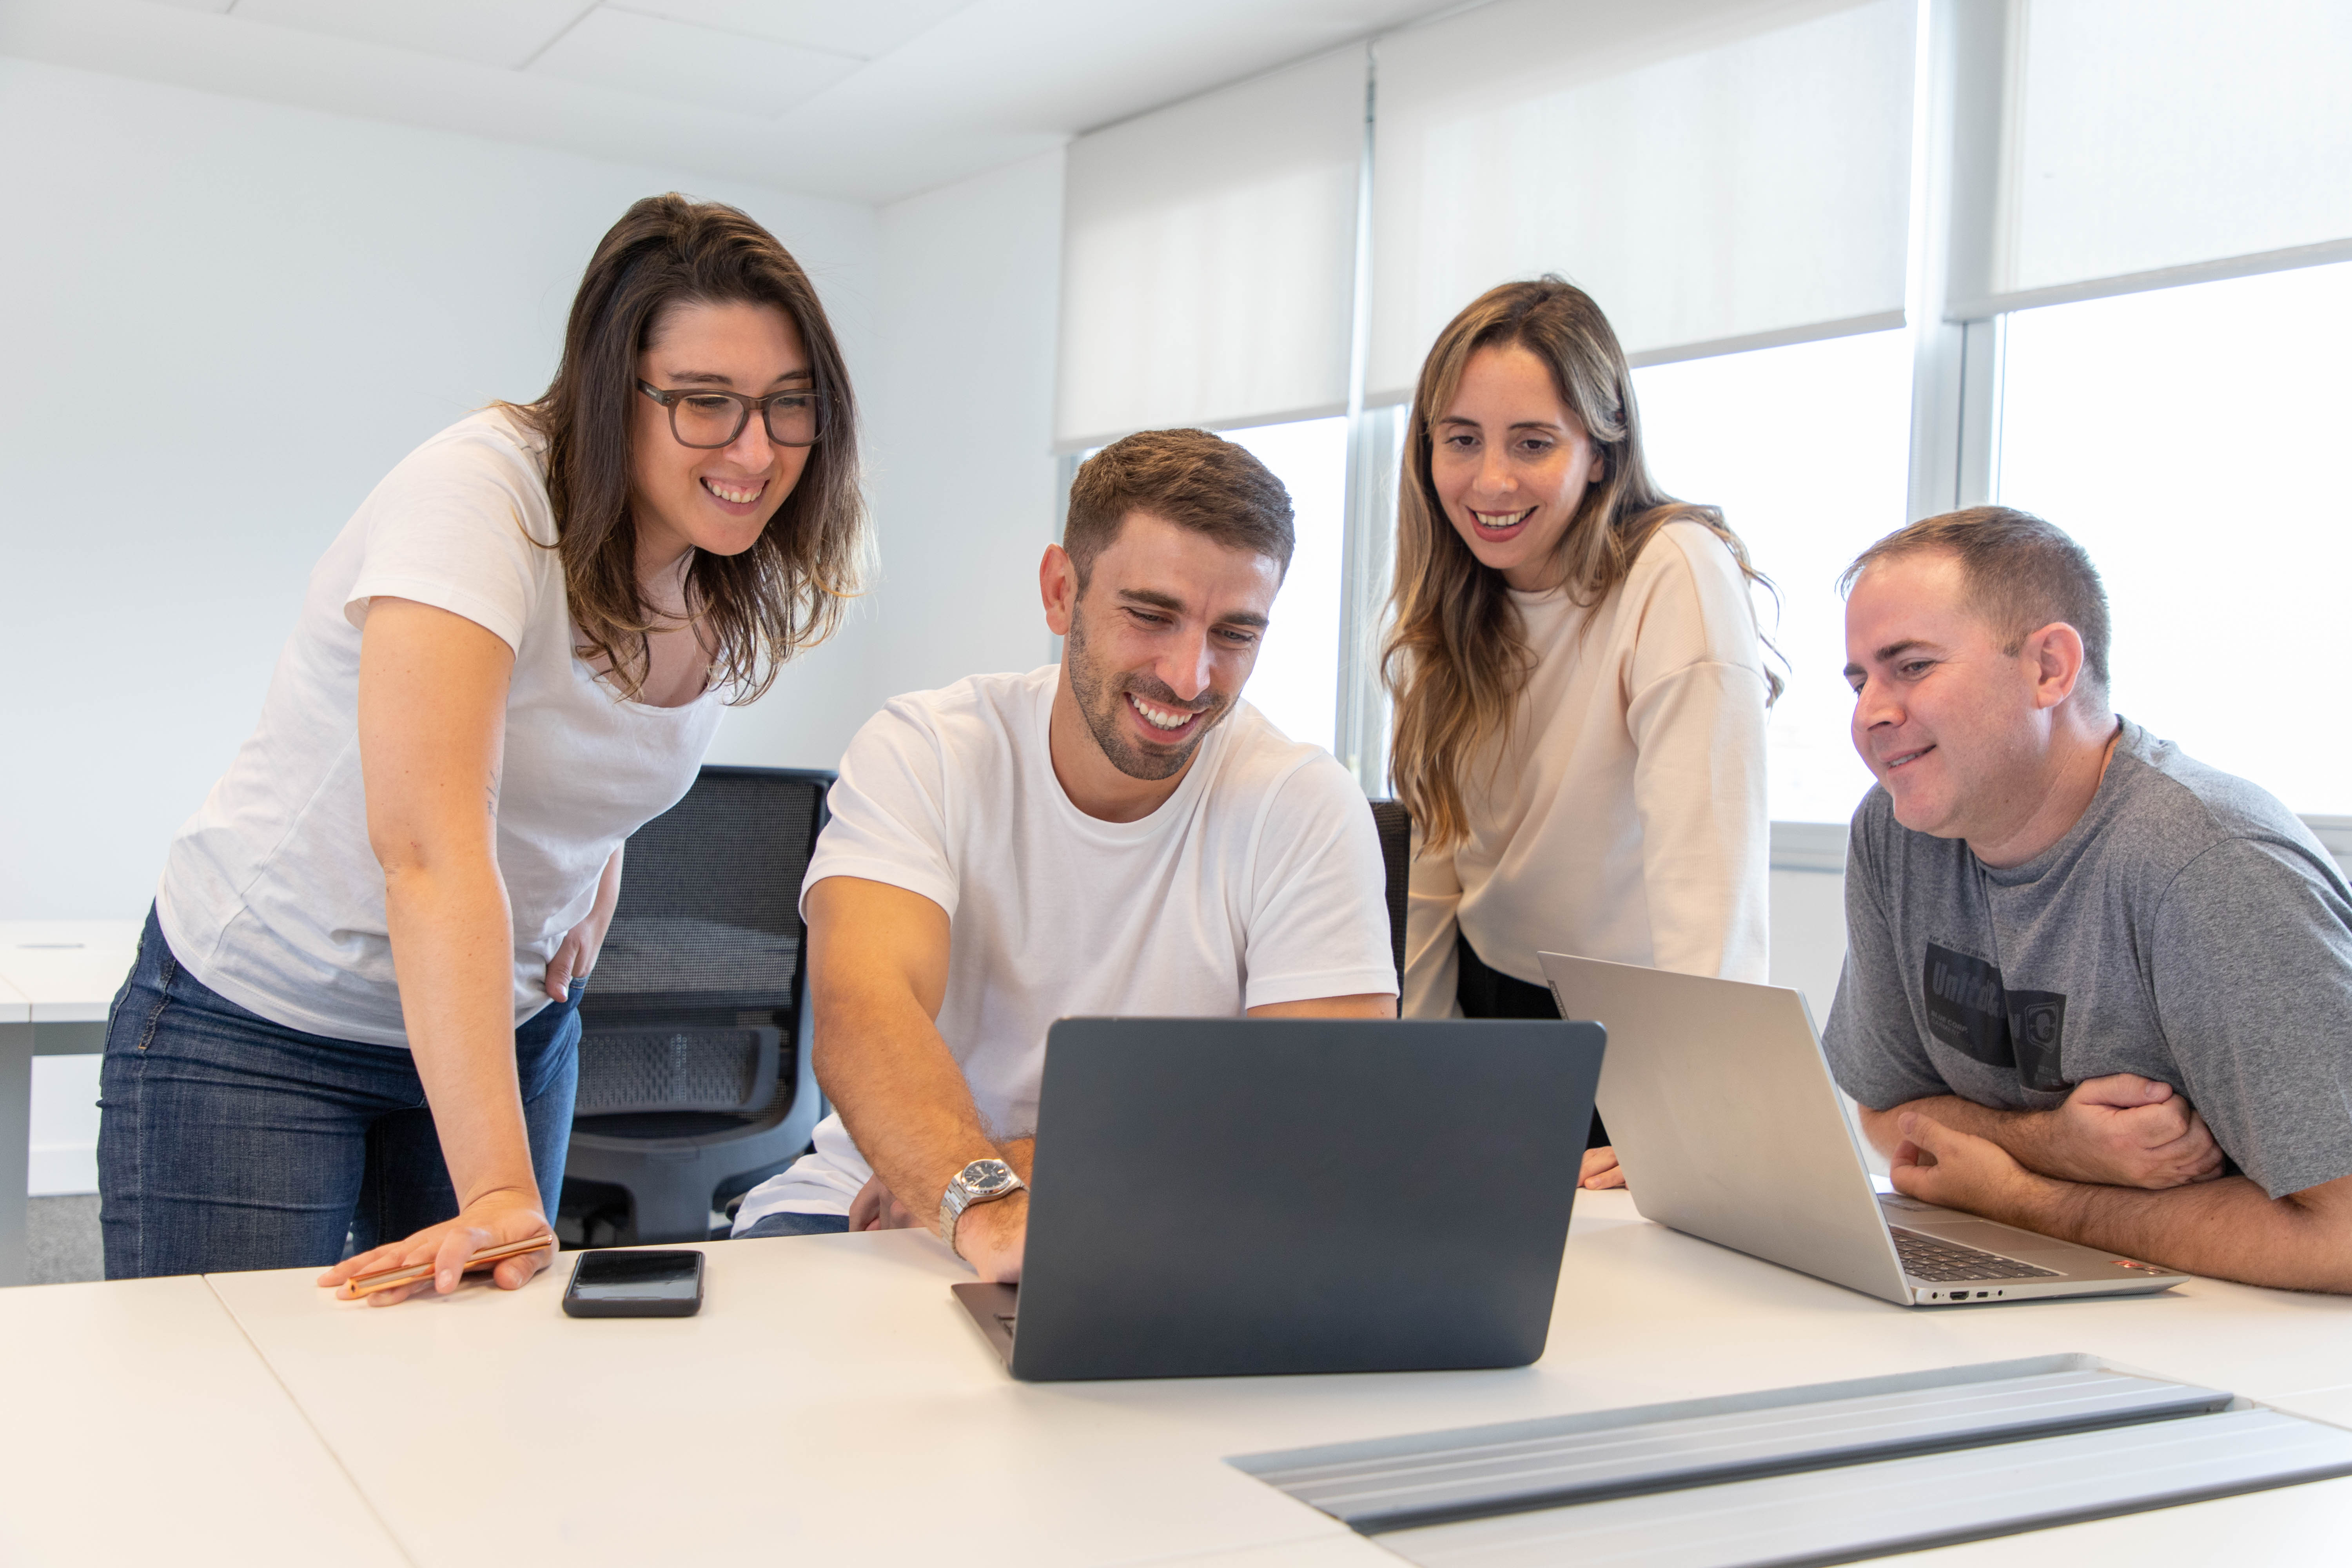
{"left": 1367, "top": 0, "right": 1914, "bottom": 401}
{"left": 1055, "top": 47, "right": 1365, "bottom": 450}
{"left": 1973, "top": 0, "right": 2352, "bottom": 315}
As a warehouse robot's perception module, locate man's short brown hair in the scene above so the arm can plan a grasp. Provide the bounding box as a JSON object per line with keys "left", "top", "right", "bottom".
{"left": 1063, "top": 428, "right": 1294, "bottom": 588}
{"left": 1840, "top": 506, "right": 2112, "bottom": 707}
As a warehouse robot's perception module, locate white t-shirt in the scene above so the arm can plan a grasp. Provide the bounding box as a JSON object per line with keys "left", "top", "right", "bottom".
{"left": 732, "top": 667, "right": 1396, "bottom": 1227}
{"left": 158, "top": 408, "right": 727, "bottom": 1047}
{"left": 1404, "top": 520, "right": 1771, "bottom": 1018}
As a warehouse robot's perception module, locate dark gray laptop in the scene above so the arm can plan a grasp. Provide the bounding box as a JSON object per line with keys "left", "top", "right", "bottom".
{"left": 951, "top": 1016, "right": 1604, "bottom": 1381}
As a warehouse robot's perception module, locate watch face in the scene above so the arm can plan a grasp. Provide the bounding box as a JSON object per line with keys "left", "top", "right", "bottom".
{"left": 965, "top": 1161, "right": 1015, "bottom": 1196}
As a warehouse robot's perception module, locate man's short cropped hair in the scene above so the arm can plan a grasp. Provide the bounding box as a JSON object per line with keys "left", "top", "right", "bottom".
{"left": 1839, "top": 506, "right": 2113, "bottom": 708}
{"left": 1063, "top": 428, "right": 1295, "bottom": 588}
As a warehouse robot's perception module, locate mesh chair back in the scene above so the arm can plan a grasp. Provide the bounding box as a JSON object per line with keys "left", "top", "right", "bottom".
{"left": 1370, "top": 799, "right": 1411, "bottom": 989}
{"left": 575, "top": 767, "right": 828, "bottom": 1119}
{"left": 572, "top": 1025, "right": 784, "bottom": 1120}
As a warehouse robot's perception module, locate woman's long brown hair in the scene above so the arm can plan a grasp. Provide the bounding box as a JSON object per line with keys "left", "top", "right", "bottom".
{"left": 511, "top": 194, "right": 866, "bottom": 704}
{"left": 1381, "top": 277, "right": 1780, "bottom": 851}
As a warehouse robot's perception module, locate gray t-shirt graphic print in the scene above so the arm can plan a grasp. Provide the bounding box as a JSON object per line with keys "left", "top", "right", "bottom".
{"left": 1920, "top": 940, "right": 2069, "bottom": 1093}
{"left": 1824, "top": 720, "right": 2352, "bottom": 1200}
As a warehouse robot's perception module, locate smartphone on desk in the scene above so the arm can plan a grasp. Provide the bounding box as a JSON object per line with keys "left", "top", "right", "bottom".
{"left": 562, "top": 1249, "right": 704, "bottom": 1318}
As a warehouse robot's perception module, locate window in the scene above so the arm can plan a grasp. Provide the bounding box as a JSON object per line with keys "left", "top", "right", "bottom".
{"left": 1049, "top": 0, "right": 2352, "bottom": 847}
{"left": 1058, "top": 416, "right": 1353, "bottom": 756}
{"left": 1996, "top": 260, "right": 2352, "bottom": 817}
{"left": 1633, "top": 329, "right": 1914, "bottom": 825}
{"left": 1220, "top": 415, "right": 1351, "bottom": 753}
{"left": 1209, "top": 331, "right": 1918, "bottom": 818}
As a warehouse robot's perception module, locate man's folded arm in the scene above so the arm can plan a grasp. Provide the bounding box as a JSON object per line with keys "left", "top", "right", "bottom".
{"left": 1893, "top": 1111, "right": 2352, "bottom": 1293}
{"left": 1857, "top": 1074, "right": 2222, "bottom": 1189}
{"left": 806, "top": 874, "right": 1028, "bottom": 1280}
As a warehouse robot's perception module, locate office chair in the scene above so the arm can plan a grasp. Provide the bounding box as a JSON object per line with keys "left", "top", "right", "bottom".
{"left": 560, "top": 766, "right": 832, "bottom": 1245}
{"left": 1369, "top": 799, "right": 1410, "bottom": 990}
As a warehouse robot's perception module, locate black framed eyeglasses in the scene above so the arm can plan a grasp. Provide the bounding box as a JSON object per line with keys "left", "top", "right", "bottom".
{"left": 637, "top": 380, "right": 826, "bottom": 449}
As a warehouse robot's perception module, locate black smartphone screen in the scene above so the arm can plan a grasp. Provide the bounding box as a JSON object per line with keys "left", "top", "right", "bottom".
{"left": 563, "top": 1249, "right": 704, "bottom": 1317}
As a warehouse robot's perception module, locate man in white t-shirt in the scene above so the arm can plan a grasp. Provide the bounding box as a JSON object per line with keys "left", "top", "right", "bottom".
{"left": 730, "top": 428, "right": 1398, "bottom": 1279}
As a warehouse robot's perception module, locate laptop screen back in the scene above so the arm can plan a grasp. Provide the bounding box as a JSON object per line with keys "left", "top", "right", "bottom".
{"left": 1010, "top": 1016, "right": 1604, "bottom": 1381}
{"left": 1536, "top": 954, "right": 1909, "bottom": 1303}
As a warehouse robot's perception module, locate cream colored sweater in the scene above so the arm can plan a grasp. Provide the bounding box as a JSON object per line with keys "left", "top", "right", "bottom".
{"left": 1403, "top": 519, "right": 1771, "bottom": 1018}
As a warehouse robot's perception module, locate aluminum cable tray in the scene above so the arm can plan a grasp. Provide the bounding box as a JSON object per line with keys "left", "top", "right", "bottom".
{"left": 1230, "top": 1354, "right": 2352, "bottom": 1568}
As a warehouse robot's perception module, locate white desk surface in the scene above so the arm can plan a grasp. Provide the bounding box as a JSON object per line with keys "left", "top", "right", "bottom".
{"left": 0, "top": 971, "right": 27, "bottom": 1026}
{"left": 0, "top": 1273, "right": 405, "bottom": 1566}
{"left": 198, "top": 1191, "right": 2352, "bottom": 1568}
{"left": 0, "top": 920, "right": 141, "bottom": 1023}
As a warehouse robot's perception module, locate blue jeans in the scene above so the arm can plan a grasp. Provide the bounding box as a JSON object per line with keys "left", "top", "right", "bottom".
{"left": 98, "top": 906, "right": 580, "bottom": 1279}
{"left": 737, "top": 1210, "right": 852, "bottom": 1239}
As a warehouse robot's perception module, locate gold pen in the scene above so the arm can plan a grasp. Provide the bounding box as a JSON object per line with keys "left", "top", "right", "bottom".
{"left": 339, "top": 1234, "right": 556, "bottom": 1299}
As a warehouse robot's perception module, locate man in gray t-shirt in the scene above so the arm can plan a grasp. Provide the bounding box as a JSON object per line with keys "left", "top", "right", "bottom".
{"left": 1824, "top": 508, "right": 2352, "bottom": 1293}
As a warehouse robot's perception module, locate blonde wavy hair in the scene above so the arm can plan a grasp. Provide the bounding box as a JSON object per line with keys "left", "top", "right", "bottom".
{"left": 1381, "top": 278, "right": 1780, "bottom": 850}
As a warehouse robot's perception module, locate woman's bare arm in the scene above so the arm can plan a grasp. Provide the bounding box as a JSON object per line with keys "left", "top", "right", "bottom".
{"left": 316, "top": 596, "right": 550, "bottom": 1305}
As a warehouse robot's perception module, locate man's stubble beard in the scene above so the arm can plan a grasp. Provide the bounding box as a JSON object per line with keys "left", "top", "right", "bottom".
{"left": 1063, "top": 600, "right": 1231, "bottom": 783}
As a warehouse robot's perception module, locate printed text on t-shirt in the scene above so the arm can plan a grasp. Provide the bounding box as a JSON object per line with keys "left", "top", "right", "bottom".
{"left": 1922, "top": 941, "right": 2070, "bottom": 1092}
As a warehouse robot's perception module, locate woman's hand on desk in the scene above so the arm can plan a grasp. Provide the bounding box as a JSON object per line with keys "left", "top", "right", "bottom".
{"left": 316, "top": 1187, "right": 555, "bottom": 1306}
{"left": 1580, "top": 1146, "right": 1626, "bottom": 1190}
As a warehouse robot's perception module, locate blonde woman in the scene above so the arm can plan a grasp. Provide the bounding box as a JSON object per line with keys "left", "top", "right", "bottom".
{"left": 1384, "top": 278, "right": 1777, "bottom": 1188}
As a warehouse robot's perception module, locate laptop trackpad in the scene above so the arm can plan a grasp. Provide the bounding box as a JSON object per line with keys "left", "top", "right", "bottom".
{"left": 1913, "top": 1219, "right": 2074, "bottom": 1261}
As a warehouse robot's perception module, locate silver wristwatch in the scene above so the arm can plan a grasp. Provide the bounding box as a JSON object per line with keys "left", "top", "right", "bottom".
{"left": 938, "top": 1158, "right": 1025, "bottom": 1257}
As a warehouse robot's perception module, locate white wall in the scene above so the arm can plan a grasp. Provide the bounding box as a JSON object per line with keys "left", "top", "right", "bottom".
{"left": 6, "top": 66, "right": 1081, "bottom": 1191}
{"left": 6, "top": 60, "right": 1861, "bottom": 1196}
{"left": 859, "top": 149, "right": 1068, "bottom": 699}
{"left": 0, "top": 56, "right": 878, "bottom": 922}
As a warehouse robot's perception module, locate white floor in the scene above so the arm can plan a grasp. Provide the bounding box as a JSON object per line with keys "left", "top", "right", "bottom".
{"left": 27, "top": 1195, "right": 102, "bottom": 1284}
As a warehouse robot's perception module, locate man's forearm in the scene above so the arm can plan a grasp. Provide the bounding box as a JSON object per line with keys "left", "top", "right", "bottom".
{"left": 814, "top": 984, "right": 1005, "bottom": 1225}
{"left": 1978, "top": 1171, "right": 2352, "bottom": 1294}
{"left": 1864, "top": 1096, "right": 2045, "bottom": 1163}
{"left": 997, "top": 1137, "right": 1035, "bottom": 1184}
{"left": 1870, "top": 1073, "right": 2229, "bottom": 1190}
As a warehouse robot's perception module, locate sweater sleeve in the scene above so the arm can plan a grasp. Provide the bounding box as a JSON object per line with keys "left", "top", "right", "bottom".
{"left": 1403, "top": 821, "right": 1465, "bottom": 1018}
{"left": 1622, "top": 524, "right": 1772, "bottom": 982}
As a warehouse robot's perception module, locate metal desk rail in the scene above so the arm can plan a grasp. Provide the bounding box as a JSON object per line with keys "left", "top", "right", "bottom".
{"left": 1233, "top": 1355, "right": 2352, "bottom": 1568}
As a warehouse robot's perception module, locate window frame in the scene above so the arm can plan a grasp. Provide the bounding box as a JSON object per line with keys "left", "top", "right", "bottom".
{"left": 1054, "top": 0, "right": 2352, "bottom": 873}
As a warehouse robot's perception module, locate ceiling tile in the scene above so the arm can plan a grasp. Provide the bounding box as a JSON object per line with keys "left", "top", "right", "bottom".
{"left": 143, "top": 0, "right": 235, "bottom": 13}
{"left": 228, "top": 0, "right": 592, "bottom": 70}
{"left": 610, "top": 0, "right": 977, "bottom": 61}
{"left": 527, "top": 7, "right": 863, "bottom": 120}
{"left": 19, "top": 0, "right": 1465, "bottom": 203}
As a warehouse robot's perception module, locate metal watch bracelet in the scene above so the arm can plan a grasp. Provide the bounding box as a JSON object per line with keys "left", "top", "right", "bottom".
{"left": 938, "top": 1158, "right": 1025, "bottom": 1258}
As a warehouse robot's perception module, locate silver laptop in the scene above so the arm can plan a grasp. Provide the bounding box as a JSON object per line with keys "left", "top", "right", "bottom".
{"left": 1535, "top": 951, "right": 2189, "bottom": 1306}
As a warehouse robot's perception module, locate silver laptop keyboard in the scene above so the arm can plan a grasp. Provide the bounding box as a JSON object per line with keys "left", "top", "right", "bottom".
{"left": 1891, "top": 1227, "right": 2062, "bottom": 1281}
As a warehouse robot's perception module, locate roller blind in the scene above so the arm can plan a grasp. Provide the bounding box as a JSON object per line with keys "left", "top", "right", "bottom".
{"left": 1054, "top": 46, "right": 1365, "bottom": 450}
{"left": 1368, "top": 0, "right": 1915, "bottom": 401}
{"left": 1976, "top": 0, "right": 2352, "bottom": 314}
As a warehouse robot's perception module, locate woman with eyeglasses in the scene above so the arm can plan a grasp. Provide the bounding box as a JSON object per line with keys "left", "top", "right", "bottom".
{"left": 98, "top": 195, "right": 864, "bottom": 1302}
{"left": 1384, "top": 278, "right": 1778, "bottom": 1190}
